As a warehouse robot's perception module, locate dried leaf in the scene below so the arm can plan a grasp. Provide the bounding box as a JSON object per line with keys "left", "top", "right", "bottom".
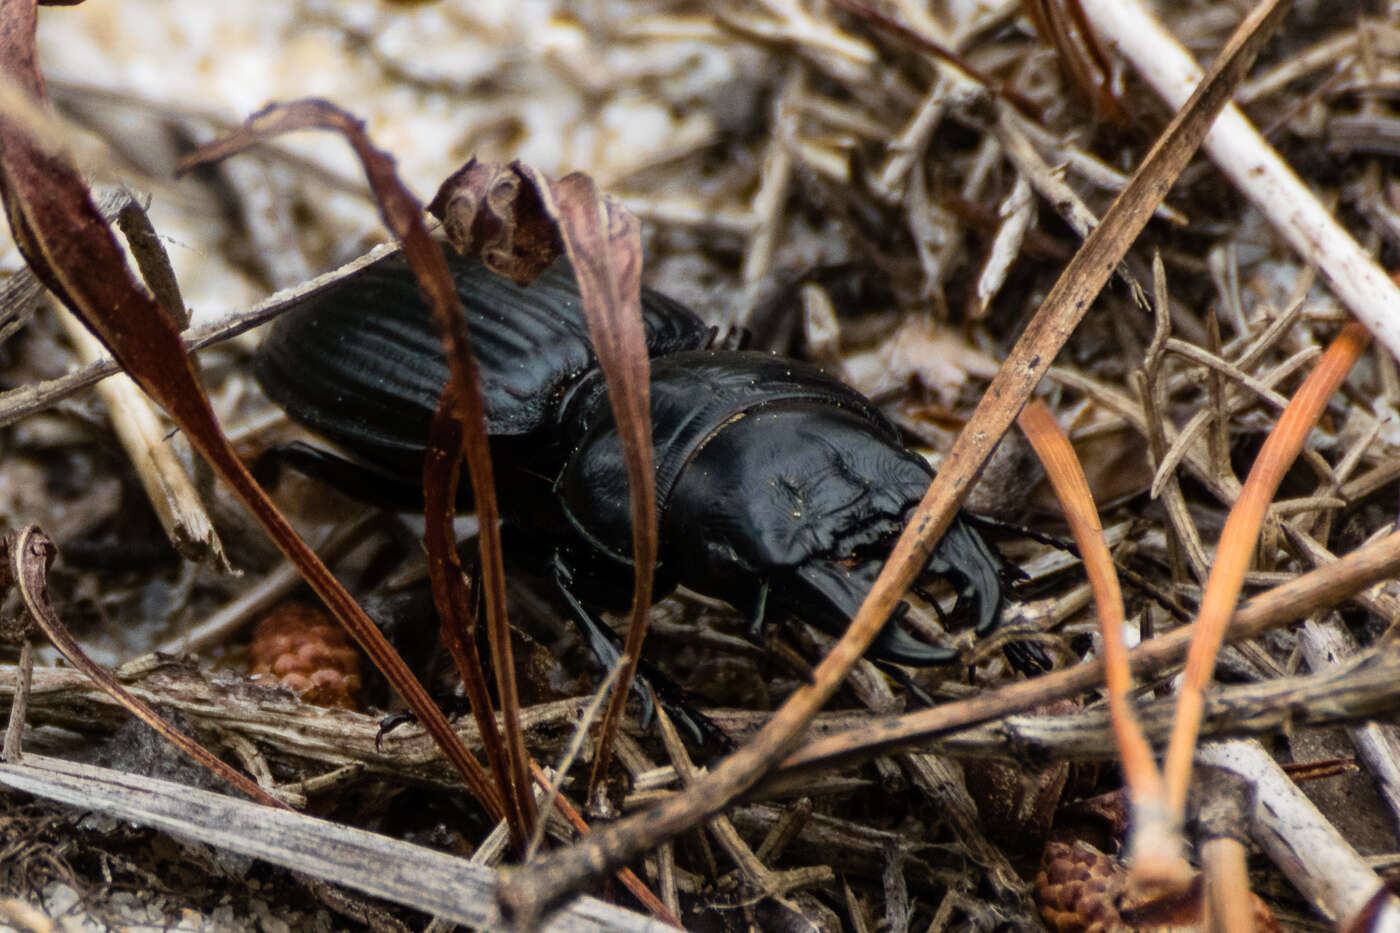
{"left": 3, "top": 526, "right": 283, "bottom": 806}
{"left": 429, "top": 158, "right": 656, "bottom": 806}
{"left": 427, "top": 158, "right": 562, "bottom": 284}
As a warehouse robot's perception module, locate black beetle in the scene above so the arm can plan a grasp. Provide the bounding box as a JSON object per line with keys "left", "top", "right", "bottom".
{"left": 253, "top": 247, "right": 1004, "bottom": 674}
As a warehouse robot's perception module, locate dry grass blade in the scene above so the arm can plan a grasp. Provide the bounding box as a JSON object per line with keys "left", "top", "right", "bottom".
{"left": 1029, "top": 363, "right": 1182, "bottom": 901}
{"left": 526, "top": 760, "right": 681, "bottom": 928}
{"left": 428, "top": 161, "right": 659, "bottom": 808}
{"left": 423, "top": 389, "right": 531, "bottom": 845}
{"left": 1160, "top": 322, "right": 1372, "bottom": 817}
{"left": 1018, "top": 401, "right": 1156, "bottom": 790}
{"left": 540, "top": 171, "right": 655, "bottom": 809}
{"left": 0, "top": 639, "right": 31, "bottom": 762}
{"left": 3, "top": 527, "right": 284, "bottom": 808}
{"left": 179, "top": 99, "right": 541, "bottom": 845}
{"left": 425, "top": 159, "right": 673, "bottom": 915}
{"left": 55, "top": 290, "right": 230, "bottom": 571}
{"left": 71, "top": 188, "right": 230, "bottom": 570}
{"left": 188, "top": 100, "right": 542, "bottom": 845}
{"left": 525, "top": 660, "right": 623, "bottom": 863}
{"left": 494, "top": 1, "right": 1287, "bottom": 925}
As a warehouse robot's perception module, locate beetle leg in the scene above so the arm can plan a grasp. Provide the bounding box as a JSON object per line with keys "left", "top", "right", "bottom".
{"left": 868, "top": 599, "right": 960, "bottom": 665}
{"left": 745, "top": 579, "right": 771, "bottom": 644}
{"left": 1004, "top": 639, "right": 1054, "bottom": 675}
{"left": 549, "top": 553, "right": 658, "bottom": 728}
{"left": 875, "top": 660, "right": 936, "bottom": 706}
{"left": 868, "top": 618, "right": 960, "bottom": 666}
{"left": 550, "top": 555, "right": 726, "bottom": 747}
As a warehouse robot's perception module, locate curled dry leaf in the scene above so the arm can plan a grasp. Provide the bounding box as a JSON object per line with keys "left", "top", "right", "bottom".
{"left": 427, "top": 158, "right": 563, "bottom": 285}
{"left": 2, "top": 526, "right": 284, "bottom": 807}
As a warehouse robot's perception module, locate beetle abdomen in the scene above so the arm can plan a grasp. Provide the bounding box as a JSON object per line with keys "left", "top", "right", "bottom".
{"left": 254, "top": 248, "right": 710, "bottom": 472}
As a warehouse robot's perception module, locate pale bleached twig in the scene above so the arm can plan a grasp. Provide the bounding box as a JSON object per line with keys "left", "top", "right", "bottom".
{"left": 1197, "top": 740, "right": 1400, "bottom": 928}
{"left": 974, "top": 172, "right": 1034, "bottom": 315}
{"left": 1299, "top": 617, "right": 1400, "bottom": 828}
{"left": 0, "top": 754, "right": 660, "bottom": 932}
{"left": 57, "top": 299, "right": 231, "bottom": 571}
{"left": 0, "top": 240, "right": 400, "bottom": 430}
{"left": 1079, "top": 0, "right": 1400, "bottom": 364}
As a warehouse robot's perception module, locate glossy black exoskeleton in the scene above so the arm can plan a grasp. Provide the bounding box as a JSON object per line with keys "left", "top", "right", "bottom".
{"left": 253, "top": 247, "right": 1004, "bottom": 680}
{"left": 253, "top": 249, "right": 709, "bottom": 507}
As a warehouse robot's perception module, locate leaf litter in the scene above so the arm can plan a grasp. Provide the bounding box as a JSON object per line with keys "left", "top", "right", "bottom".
{"left": 3, "top": 1, "right": 1400, "bottom": 930}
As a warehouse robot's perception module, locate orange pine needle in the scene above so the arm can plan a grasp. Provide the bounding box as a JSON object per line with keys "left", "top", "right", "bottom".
{"left": 1019, "top": 401, "right": 1190, "bottom": 894}
{"left": 1018, "top": 401, "right": 1163, "bottom": 801}
{"left": 1162, "top": 321, "right": 1372, "bottom": 814}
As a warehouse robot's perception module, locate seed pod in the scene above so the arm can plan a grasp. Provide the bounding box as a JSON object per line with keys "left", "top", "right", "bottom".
{"left": 250, "top": 603, "right": 362, "bottom": 710}
{"left": 1034, "top": 839, "right": 1281, "bottom": 933}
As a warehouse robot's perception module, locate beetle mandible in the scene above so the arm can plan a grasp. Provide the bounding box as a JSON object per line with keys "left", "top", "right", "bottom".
{"left": 253, "top": 247, "right": 1004, "bottom": 677}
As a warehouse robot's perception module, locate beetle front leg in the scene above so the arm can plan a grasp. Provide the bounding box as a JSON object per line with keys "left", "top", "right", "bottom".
{"left": 868, "top": 612, "right": 961, "bottom": 666}
{"left": 549, "top": 552, "right": 657, "bottom": 724}
{"left": 550, "top": 554, "right": 725, "bottom": 747}
{"left": 792, "top": 560, "right": 962, "bottom": 666}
